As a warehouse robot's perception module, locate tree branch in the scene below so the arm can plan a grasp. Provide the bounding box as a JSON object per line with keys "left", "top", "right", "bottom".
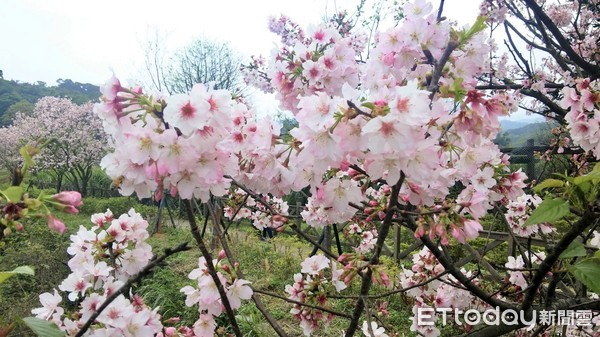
{"left": 75, "top": 242, "right": 191, "bottom": 337}
{"left": 183, "top": 200, "right": 242, "bottom": 337}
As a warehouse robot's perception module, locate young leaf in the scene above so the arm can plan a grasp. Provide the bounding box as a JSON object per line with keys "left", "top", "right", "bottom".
{"left": 559, "top": 241, "right": 587, "bottom": 259}
{"left": 0, "top": 266, "right": 34, "bottom": 284}
{"left": 533, "top": 179, "right": 564, "bottom": 193}
{"left": 573, "top": 170, "right": 600, "bottom": 185}
{"left": 523, "top": 198, "right": 569, "bottom": 226}
{"left": 569, "top": 258, "right": 600, "bottom": 295}
{"left": 22, "top": 317, "right": 65, "bottom": 337}
{"left": 0, "top": 186, "right": 23, "bottom": 203}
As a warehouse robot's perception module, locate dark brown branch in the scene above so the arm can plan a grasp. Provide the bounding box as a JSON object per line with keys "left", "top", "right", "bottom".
{"left": 436, "top": 0, "right": 445, "bottom": 22}
{"left": 205, "top": 201, "right": 288, "bottom": 337}
{"left": 344, "top": 172, "right": 404, "bottom": 337}
{"left": 522, "top": 0, "right": 600, "bottom": 79}
{"left": 183, "top": 200, "right": 242, "bottom": 337}
{"left": 475, "top": 83, "right": 563, "bottom": 90}
{"left": 521, "top": 210, "right": 597, "bottom": 311}
{"left": 75, "top": 242, "right": 191, "bottom": 337}
{"left": 417, "top": 232, "right": 517, "bottom": 310}
{"left": 427, "top": 41, "right": 459, "bottom": 92}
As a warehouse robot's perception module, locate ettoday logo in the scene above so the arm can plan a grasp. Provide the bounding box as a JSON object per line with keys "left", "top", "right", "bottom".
{"left": 416, "top": 307, "right": 595, "bottom": 328}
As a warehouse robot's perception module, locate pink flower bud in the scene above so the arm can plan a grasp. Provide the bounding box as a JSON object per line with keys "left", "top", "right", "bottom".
{"left": 164, "top": 327, "right": 177, "bottom": 337}
{"left": 47, "top": 215, "right": 66, "bottom": 234}
{"left": 15, "top": 223, "right": 23, "bottom": 231}
{"left": 218, "top": 250, "right": 226, "bottom": 260}
{"left": 52, "top": 191, "right": 83, "bottom": 214}
{"left": 52, "top": 191, "right": 83, "bottom": 207}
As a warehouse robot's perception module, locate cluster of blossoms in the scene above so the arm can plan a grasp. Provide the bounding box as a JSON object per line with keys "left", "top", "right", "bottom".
{"left": 347, "top": 221, "right": 379, "bottom": 254}
{"left": 561, "top": 79, "right": 600, "bottom": 158}
{"left": 31, "top": 209, "right": 166, "bottom": 336}
{"left": 243, "top": 13, "right": 367, "bottom": 113}
{"left": 98, "top": 0, "right": 531, "bottom": 247}
{"left": 181, "top": 253, "right": 253, "bottom": 337}
{"left": 223, "top": 188, "right": 289, "bottom": 231}
{"left": 504, "top": 252, "right": 546, "bottom": 292}
{"left": 32, "top": 208, "right": 255, "bottom": 337}
{"left": 504, "top": 194, "right": 554, "bottom": 236}
{"left": 399, "top": 247, "right": 488, "bottom": 337}
{"left": 285, "top": 255, "right": 348, "bottom": 336}
{"left": 301, "top": 172, "right": 363, "bottom": 229}
{"left": 97, "top": 77, "right": 246, "bottom": 201}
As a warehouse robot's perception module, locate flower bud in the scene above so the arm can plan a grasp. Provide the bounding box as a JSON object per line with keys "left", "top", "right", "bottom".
{"left": 47, "top": 214, "right": 66, "bottom": 234}
{"left": 51, "top": 191, "right": 83, "bottom": 214}
{"left": 218, "top": 250, "right": 226, "bottom": 260}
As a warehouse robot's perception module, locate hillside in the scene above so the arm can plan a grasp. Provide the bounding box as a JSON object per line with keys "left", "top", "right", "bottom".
{"left": 495, "top": 121, "right": 556, "bottom": 148}
{"left": 0, "top": 74, "right": 100, "bottom": 125}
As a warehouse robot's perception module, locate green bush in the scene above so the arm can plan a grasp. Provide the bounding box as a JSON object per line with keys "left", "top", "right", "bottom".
{"left": 80, "top": 196, "right": 158, "bottom": 220}
{"left": 23, "top": 186, "right": 56, "bottom": 199}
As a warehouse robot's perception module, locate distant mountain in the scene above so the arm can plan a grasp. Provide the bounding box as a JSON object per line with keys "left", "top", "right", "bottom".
{"left": 0, "top": 75, "right": 100, "bottom": 126}
{"left": 500, "top": 120, "right": 531, "bottom": 131}
{"left": 495, "top": 121, "right": 556, "bottom": 148}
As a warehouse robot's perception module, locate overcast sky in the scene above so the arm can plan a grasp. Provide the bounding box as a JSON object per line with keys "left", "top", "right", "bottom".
{"left": 0, "top": 0, "right": 319, "bottom": 84}
{"left": 1, "top": 0, "right": 541, "bottom": 120}
{"left": 0, "top": 0, "right": 484, "bottom": 84}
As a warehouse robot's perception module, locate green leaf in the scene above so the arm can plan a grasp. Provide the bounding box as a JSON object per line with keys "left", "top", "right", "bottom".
{"left": 361, "top": 102, "right": 376, "bottom": 110}
{"left": 533, "top": 179, "right": 565, "bottom": 193}
{"left": 0, "top": 186, "right": 23, "bottom": 203}
{"left": 559, "top": 241, "right": 587, "bottom": 259}
{"left": 20, "top": 145, "right": 36, "bottom": 172}
{"left": 523, "top": 198, "right": 569, "bottom": 226}
{"left": 0, "top": 266, "right": 34, "bottom": 284}
{"left": 22, "top": 317, "right": 65, "bottom": 337}
{"left": 569, "top": 258, "right": 600, "bottom": 295}
{"left": 459, "top": 16, "right": 488, "bottom": 45}
{"left": 574, "top": 170, "right": 600, "bottom": 185}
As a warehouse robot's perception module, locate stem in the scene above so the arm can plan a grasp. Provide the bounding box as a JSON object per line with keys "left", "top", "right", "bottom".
{"left": 344, "top": 173, "right": 403, "bottom": 337}
{"left": 206, "top": 200, "right": 288, "bottom": 337}
{"left": 252, "top": 288, "right": 352, "bottom": 319}
{"left": 183, "top": 200, "right": 242, "bottom": 337}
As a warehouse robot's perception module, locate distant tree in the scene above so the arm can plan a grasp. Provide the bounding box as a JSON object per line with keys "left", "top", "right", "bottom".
{"left": 11, "top": 97, "right": 109, "bottom": 195}
{"left": 0, "top": 125, "right": 26, "bottom": 186}
{"left": 0, "top": 100, "right": 34, "bottom": 126}
{"left": 141, "top": 35, "right": 244, "bottom": 95}
{"left": 493, "top": 131, "right": 511, "bottom": 147}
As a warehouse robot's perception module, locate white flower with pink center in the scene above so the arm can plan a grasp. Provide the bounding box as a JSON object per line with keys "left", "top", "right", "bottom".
{"left": 300, "top": 255, "right": 330, "bottom": 275}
